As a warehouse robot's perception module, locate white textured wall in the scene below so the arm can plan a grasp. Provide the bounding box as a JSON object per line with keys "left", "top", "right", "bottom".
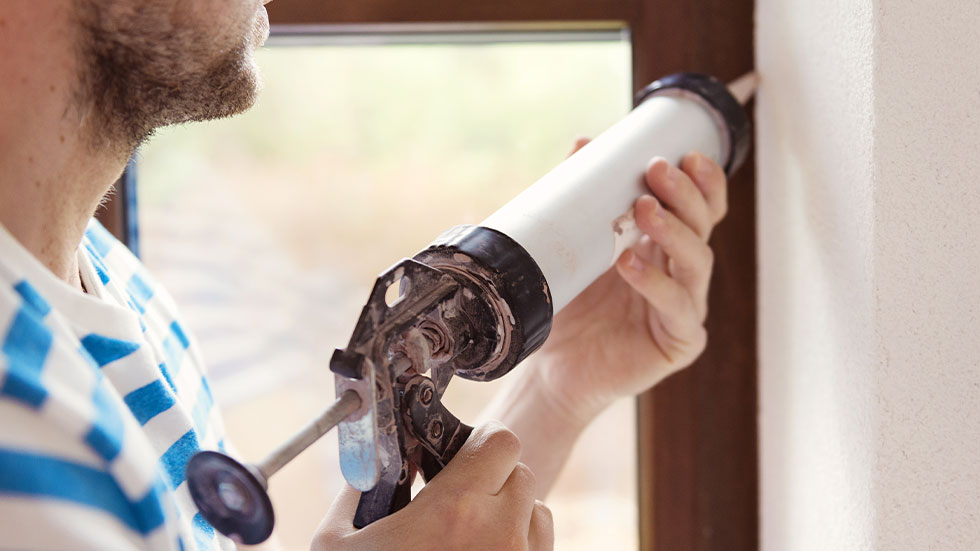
{"left": 757, "top": 0, "right": 980, "bottom": 549}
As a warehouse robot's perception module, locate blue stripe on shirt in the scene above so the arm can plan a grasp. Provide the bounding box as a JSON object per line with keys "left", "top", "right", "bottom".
{"left": 84, "top": 384, "right": 125, "bottom": 462}
{"left": 80, "top": 334, "right": 141, "bottom": 367}
{"left": 1, "top": 308, "right": 53, "bottom": 408}
{"left": 170, "top": 321, "right": 190, "bottom": 349}
{"left": 162, "top": 335, "right": 184, "bottom": 378}
{"left": 191, "top": 378, "right": 214, "bottom": 439}
{"left": 160, "top": 430, "right": 199, "bottom": 490}
{"left": 0, "top": 447, "right": 166, "bottom": 535}
{"left": 125, "top": 273, "right": 154, "bottom": 315}
{"left": 85, "top": 223, "right": 116, "bottom": 258}
{"left": 158, "top": 363, "right": 178, "bottom": 394}
{"left": 193, "top": 511, "right": 215, "bottom": 549}
{"left": 124, "top": 380, "right": 176, "bottom": 425}
{"left": 160, "top": 321, "right": 191, "bottom": 388}
{"left": 13, "top": 281, "right": 51, "bottom": 317}
{"left": 84, "top": 243, "right": 112, "bottom": 285}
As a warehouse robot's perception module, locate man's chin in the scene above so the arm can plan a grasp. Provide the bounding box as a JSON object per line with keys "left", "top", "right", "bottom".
{"left": 76, "top": 0, "right": 267, "bottom": 148}
{"left": 143, "top": 52, "right": 261, "bottom": 140}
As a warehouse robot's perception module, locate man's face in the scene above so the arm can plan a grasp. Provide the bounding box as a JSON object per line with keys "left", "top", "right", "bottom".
{"left": 75, "top": 0, "right": 270, "bottom": 149}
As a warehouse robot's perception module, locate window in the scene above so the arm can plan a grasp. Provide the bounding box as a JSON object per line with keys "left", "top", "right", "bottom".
{"left": 138, "top": 35, "right": 637, "bottom": 550}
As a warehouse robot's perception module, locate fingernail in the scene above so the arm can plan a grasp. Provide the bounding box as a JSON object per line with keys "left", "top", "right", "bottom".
{"left": 626, "top": 250, "right": 645, "bottom": 273}
{"left": 647, "top": 157, "right": 672, "bottom": 185}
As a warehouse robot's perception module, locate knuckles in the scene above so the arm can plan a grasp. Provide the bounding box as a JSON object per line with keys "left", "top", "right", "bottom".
{"left": 715, "top": 200, "right": 729, "bottom": 224}
{"left": 476, "top": 422, "right": 522, "bottom": 459}
{"left": 662, "top": 323, "right": 709, "bottom": 371}
{"left": 510, "top": 462, "right": 537, "bottom": 494}
{"left": 310, "top": 531, "right": 340, "bottom": 551}
{"left": 691, "top": 325, "right": 709, "bottom": 357}
{"left": 702, "top": 246, "right": 715, "bottom": 273}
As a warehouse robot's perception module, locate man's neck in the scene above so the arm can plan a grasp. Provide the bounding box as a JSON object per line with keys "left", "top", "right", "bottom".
{"left": 0, "top": 152, "right": 126, "bottom": 291}
{"left": 0, "top": 5, "right": 131, "bottom": 291}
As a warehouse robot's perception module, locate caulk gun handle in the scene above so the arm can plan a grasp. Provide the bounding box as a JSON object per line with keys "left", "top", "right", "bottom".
{"left": 403, "top": 375, "right": 474, "bottom": 483}
{"left": 353, "top": 376, "right": 474, "bottom": 528}
{"left": 417, "top": 422, "right": 474, "bottom": 483}
{"left": 352, "top": 424, "right": 473, "bottom": 528}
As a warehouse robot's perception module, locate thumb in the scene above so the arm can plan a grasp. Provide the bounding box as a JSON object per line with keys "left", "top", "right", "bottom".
{"left": 315, "top": 484, "right": 361, "bottom": 539}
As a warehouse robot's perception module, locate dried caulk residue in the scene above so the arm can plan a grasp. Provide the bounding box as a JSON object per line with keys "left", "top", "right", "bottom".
{"left": 553, "top": 240, "right": 578, "bottom": 274}
{"left": 611, "top": 207, "right": 641, "bottom": 265}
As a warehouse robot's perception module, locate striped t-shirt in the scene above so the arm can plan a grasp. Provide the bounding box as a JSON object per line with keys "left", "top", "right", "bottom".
{"left": 0, "top": 220, "right": 234, "bottom": 550}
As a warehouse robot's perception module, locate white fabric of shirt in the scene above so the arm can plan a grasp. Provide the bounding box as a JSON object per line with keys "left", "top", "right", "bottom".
{"left": 0, "top": 219, "right": 235, "bottom": 550}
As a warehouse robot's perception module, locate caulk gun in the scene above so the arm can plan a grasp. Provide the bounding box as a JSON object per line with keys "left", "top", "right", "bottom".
{"left": 185, "top": 71, "right": 757, "bottom": 544}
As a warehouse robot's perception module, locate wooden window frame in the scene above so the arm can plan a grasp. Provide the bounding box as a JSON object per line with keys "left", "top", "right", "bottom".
{"left": 99, "top": 1, "right": 757, "bottom": 548}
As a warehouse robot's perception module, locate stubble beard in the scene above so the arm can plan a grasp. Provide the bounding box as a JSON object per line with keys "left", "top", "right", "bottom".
{"left": 73, "top": 1, "right": 265, "bottom": 153}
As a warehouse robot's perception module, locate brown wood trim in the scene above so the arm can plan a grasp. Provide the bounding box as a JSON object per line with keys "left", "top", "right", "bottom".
{"left": 632, "top": 0, "right": 758, "bottom": 549}
{"left": 267, "top": 0, "right": 637, "bottom": 25}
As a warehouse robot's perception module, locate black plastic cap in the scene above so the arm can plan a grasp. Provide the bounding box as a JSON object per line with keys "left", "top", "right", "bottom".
{"left": 635, "top": 72, "right": 752, "bottom": 178}
{"left": 415, "top": 225, "right": 553, "bottom": 381}
{"left": 451, "top": 226, "right": 553, "bottom": 365}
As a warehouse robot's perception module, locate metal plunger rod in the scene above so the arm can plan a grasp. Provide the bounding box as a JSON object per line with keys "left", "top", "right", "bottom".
{"left": 256, "top": 389, "right": 362, "bottom": 480}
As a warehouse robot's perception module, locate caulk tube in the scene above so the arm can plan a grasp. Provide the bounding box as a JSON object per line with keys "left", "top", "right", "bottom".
{"left": 481, "top": 73, "right": 752, "bottom": 314}
{"left": 415, "top": 73, "right": 751, "bottom": 382}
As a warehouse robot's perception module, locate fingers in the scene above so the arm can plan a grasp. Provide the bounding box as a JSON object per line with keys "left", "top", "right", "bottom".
{"left": 317, "top": 427, "right": 544, "bottom": 551}
{"left": 634, "top": 152, "right": 726, "bottom": 324}
{"left": 681, "top": 152, "right": 728, "bottom": 224}
{"left": 644, "top": 157, "right": 714, "bottom": 240}
{"left": 430, "top": 421, "right": 521, "bottom": 496}
{"left": 528, "top": 500, "right": 555, "bottom": 551}
{"left": 497, "top": 461, "right": 536, "bottom": 507}
{"left": 498, "top": 466, "right": 550, "bottom": 550}
{"left": 634, "top": 195, "right": 714, "bottom": 318}
{"left": 615, "top": 250, "right": 707, "bottom": 361}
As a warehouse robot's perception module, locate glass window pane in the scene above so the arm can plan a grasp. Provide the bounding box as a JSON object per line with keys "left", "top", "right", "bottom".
{"left": 139, "top": 38, "right": 635, "bottom": 550}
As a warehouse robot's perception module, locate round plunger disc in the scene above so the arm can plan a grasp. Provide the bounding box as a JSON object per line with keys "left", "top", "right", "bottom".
{"left": 186, "top": 451, "right": 275, "bottom": 545}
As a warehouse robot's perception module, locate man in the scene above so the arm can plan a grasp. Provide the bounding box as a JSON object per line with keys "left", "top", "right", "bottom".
{"left": 0, "top": 1, "right": 729, "bottom": 549}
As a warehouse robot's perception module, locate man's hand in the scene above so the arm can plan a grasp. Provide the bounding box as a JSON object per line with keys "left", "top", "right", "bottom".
{"left": 535, "top": 140, "right": 730, "bottom": 421}
{"left": 480, "top": 142, "right": 730, "bottom": 498}
{"left": 312, "top": 422, "right": 554, "bottom": 551}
